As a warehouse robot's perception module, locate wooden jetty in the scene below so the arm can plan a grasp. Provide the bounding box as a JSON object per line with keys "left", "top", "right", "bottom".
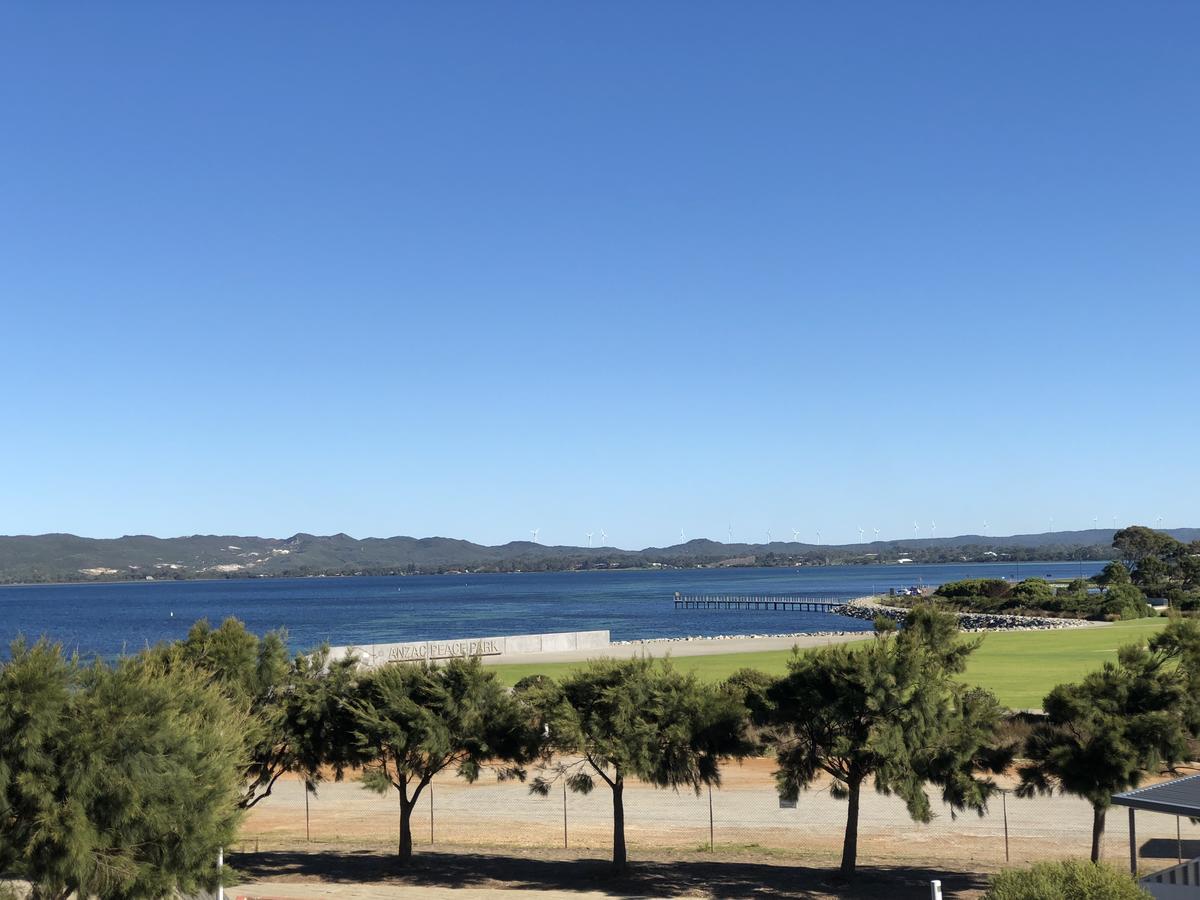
{"left": 673, "top": 592, "right": 842, "bottom": 612}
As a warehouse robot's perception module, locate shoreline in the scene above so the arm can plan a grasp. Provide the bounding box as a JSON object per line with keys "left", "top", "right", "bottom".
{"left": 480, "top": 630, "right": 876, "bottom": 665}
{"left": 0, "top": 557, "right": 1116, "bottom": 590}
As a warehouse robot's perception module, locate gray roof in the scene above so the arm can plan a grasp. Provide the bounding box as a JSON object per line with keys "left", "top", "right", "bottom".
{"left": 1112, "top": 774, "right": 1200, "bottom": 817}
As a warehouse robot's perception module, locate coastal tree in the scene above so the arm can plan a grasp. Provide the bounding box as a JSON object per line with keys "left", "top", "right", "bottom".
{"left": 0, "top": 641, "right": 246, "bottom": 899}
{"left": 522, "top": 657, "right": 754, "bottom": 872}
{"left": 763, "top": 607, "right": 1011, "bottom": 879}
{"left": 160, "top": 617, "right": 361, "bottom": 808}
{"left": 1017, "top": 641, "right": 1194, "bottom": 861}
{"left": 1095, "top": 561, "right": 1132, "bottom": 587}
{"left": 352, "top": 656, "right": 538, "bottom": 864}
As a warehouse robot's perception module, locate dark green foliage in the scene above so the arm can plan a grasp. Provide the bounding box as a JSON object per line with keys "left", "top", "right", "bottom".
{"left": 983, "top": 860, "right": 1151, "bottom": 899}
{"left": 352, "top": 656, "right": 539, "bottom": 863}
{"left": 721, "top": 667, "right": 776, "bottom": 727}
{"left": 1008, "top": 578, "right": 1055, "bottom": 609}
{"left": 524, "top": 657, "right": 753, "bottom": 871}
{"left": 1112, "top": 527, "right": 1200, "bottom": 598}
{"left": 1017, "top": 640, "right": 1195, "bottom": 861}
{"left": 934, "top": 578, "right": 1013, "bottom": 605}
{"left": 1101, "top": 583, "right": 1153, "bottom": 620}
{"left": 157, "top": 617, "right": 361, "bottom": 807}
{"left": 1097, "top": 561, "right": 1132, "bottom": 586}
{"left": 0, "top": 641, "right": 245, "bottom": 900}
{"left": 764, "top": 607, "right": 1010, "bottom": 878}
{"left": 933, "top": 572, "right": 1153, "bottom": 620}
{"left": 1148, "top": 617, "right": 1200, "bottom": 735}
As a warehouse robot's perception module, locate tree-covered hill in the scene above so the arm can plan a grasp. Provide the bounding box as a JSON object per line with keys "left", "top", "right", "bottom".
{"left": 1, "top": 526, "right": 1195, "bottom": 584}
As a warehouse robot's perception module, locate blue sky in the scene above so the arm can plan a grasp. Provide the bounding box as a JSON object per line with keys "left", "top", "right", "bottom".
{"left": 2, "top": 3, "right": 1197, "bottom": 548}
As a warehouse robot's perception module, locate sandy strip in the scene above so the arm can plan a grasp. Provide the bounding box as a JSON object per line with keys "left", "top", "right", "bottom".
{"left": 479, "top": 630, "right": 874, "bottom": 666}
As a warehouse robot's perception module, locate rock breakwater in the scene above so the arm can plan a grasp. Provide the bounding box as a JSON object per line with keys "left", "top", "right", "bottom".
{"left": 832, "top": 597, "right": 1097, "bottom": 632}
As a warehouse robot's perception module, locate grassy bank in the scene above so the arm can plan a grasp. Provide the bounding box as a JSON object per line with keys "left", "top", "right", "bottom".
{"left": 490, "top": 618, "right": 1169, "bottom": 709}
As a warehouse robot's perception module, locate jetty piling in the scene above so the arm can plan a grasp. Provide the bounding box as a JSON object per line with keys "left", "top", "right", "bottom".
{"left": 672, "top": 592, "right": 841, "bottom": 612}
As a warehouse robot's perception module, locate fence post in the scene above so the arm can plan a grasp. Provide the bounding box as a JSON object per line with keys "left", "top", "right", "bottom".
{"left": 430, "top": 780, "right": 435, "bottom": 846}
{"left": 305, "top": 781, "right": 310, "bottom": 843}
{"left": 708, "top": 784, "right": 714, "bottom": 852}
{"left": 563, "top": 779, "right": 568, "bottom": 849}
{"left": 1002, "top": 789, "right": 1010, "bottom": 863}
{"left": 216, "top": 847, "right": 224, "bottom": 900}
{"left": 929, "top": 880, "right": 942, "bottom": 900}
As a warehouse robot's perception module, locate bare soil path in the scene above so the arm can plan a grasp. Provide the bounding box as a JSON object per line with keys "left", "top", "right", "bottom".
{"left": 230, "top": 846, "right": 993, "bottom": 900}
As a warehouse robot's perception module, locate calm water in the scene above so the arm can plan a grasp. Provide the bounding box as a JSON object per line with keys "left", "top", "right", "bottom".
{"left": 0, "top": 561, "right": 1104, "bottom": 658}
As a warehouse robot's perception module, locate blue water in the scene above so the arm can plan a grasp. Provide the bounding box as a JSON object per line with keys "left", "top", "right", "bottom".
{"left": 0, "top": 561, "right": 1104, "bottom": 658}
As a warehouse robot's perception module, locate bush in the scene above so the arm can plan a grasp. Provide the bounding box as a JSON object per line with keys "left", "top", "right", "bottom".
{"left": 983, "top": 860, "right": 1150, "bottom": 899}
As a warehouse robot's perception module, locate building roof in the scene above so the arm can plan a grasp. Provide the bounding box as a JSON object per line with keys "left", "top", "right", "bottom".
{"left": 1112, "top": 774, "right": 1200, "bottom": 817}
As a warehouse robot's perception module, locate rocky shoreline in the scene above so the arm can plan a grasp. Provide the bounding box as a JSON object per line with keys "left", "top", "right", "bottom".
{"left": 833, "top": 596, "right": 1099, "bottom": 631}
{"left": 622, "top": 595, "right": 1101, "bottom": 646}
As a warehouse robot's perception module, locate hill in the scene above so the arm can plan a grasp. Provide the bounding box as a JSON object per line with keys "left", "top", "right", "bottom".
{"left": 0, "top": 526, "right": 1193, "bottom": 585}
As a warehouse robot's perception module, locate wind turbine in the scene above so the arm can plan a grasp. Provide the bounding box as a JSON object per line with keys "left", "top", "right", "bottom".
{"left": 872, "top": 527, "right": 880, "bottom": 543}
{"left": 530, "top": 528, "right": 540, "bottom": 544}
{"left": 766, "top": 529, "right": 772, "bottom": 544}
{"left": 680, "top": 528, "right": 686, "bottom": 544}
{"left": 600, "top": 528, "right": 608, "bottom": 545}
{"left": 727, "top": 523, "right": 733, "bottom": 543}
{"left": 586, "top": 532, "right": 593, "bottom": 548}
{"left": 913, "top": 521, "right": 920, "bottom": 540}
{"left": 983, "top": 520, "right": 989, "bottom": 536}
{"left": 1156, "top": 515, "right": 1164, "bottom": 530}
{"left": 792, "top": 529, "right": 801, "bottom": 543}
{"left": 1113, "top": 515, "right": 1118, "bottom": 530}
{"left": 1092, "top": 516, "right": 1098, "bottom": 531}
{"left": 816, "top": 529, "right": 822, "bottom": 545}
{"left": 858, "top": 526, "right": 865, "bottom": 544}
{"left": 930, "top": 521, "right": 937, "bottom": 539}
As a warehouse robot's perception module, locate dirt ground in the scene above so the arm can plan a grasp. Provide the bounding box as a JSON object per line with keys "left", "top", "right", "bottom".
{"left": 234, "top": 760, "right": 1200, "bottom": 898}
{"left": 242, "top": 759, "right": 1200, "bottom": 862}
{"left": 229, "top": 845, "right": 993, "bottom": 900}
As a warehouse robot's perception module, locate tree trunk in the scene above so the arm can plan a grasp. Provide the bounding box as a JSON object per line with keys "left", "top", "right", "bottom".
{"left": 1091, "top": 803, "right": 1107, "bottom": 862}
{"left": 840, "top": 777, "right": 862, "bottom": 879}
{"left": 611, "top": 775, "right": 627, "bottom": 872}
{"left": 398, "top": 793, "right": 414, "bottom": 863}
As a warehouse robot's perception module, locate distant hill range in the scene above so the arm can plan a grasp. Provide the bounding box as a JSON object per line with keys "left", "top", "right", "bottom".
{"left": 1, "top": 527, "right": 1197, "bottom": 585}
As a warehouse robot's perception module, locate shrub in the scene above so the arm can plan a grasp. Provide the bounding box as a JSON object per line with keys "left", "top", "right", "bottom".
{"left": 983, "top": 860, "right": 1150, "bottom": 899}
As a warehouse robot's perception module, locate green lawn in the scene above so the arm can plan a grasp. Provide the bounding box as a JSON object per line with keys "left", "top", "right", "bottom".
{"left": 489, "top": 618, "right": 1169, "bottom": 710}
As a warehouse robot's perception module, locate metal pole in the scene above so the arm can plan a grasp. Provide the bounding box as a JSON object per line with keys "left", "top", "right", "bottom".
{"left": 1129, "top": 807, "right": 1138, "bottom": 876}
{"left": 305, "top": 783, "right": 310, "bottom": 843}
{"left": 929, "top": 879, "right": 942, "bottom": 900}
{"left": 708, "top": 783, "right": 715, "bottom": 852}
{"left": 1179, "top": 816, "right": 1183, "bottom": 864}
{"left": 217, "top": 847, "right": 224, "bottom": 900}
{"left": 430, "top": 780, "right": 435, "bottom": 845}
{"left": 1002, "top": 790, "right": 1010, "bottom": 862}
{"left": 563, "top": 779, "right": 568, "bottom": 849}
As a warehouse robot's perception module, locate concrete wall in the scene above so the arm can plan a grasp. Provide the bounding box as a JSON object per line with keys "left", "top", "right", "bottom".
{"left": 331, "top": 629, "right": 610, "bottom": 668}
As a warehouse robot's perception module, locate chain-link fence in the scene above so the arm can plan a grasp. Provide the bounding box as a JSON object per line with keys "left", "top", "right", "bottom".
{"left": 239, "top": 759, "right": 1200, "bottom": 873}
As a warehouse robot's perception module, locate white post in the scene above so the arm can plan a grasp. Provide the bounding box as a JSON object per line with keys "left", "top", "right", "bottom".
{"left": 217, "top": 846, "right": 224, "bottom": 900}
{"left": 929, "top": 880, "right": 943, "bottom": 900}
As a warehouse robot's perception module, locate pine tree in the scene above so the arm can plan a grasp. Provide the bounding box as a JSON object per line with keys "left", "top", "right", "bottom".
{"left": 1017, "top": 640, "right": 1193, "bottom": 861}
{"left": 0, "top": 641, "right": 247, "bottom": 899}
{"left": 523, "top": 657, "right": 753, "bottom": 872}
{"left": 351, "top": 656, "right": 538, "bottom": 864}
{"left": 764, "top": 607, "right": 1010, "bottom": 879}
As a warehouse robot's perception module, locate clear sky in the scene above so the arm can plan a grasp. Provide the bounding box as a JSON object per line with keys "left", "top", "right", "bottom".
{"left": 2, "top": 3, "right": 1197, "bottom": 549}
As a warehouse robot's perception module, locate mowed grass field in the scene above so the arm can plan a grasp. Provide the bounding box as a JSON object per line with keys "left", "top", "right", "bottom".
{"left": 490, "top": 618, "right": 1169, "bottom": 710}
